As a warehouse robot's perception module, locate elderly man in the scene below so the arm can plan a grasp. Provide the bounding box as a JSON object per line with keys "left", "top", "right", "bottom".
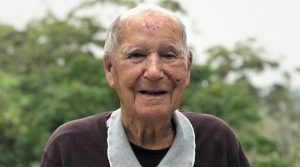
{"left": 41, "top": 4, "right": 250, "bottom": 167}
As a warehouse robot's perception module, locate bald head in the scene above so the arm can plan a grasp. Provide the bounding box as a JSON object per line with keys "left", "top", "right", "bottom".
{"left": 103, "top": 4, "right": 188, "bottom": 58}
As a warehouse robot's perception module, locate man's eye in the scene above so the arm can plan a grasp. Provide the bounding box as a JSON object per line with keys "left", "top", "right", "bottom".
{"left": 162, "top": 52, "right": 177, "bottom": 58}
{"left": 128, "top": 53, "right": 146, "bottom": 58}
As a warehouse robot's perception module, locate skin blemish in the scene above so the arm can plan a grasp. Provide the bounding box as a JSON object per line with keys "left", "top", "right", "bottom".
{"left": 144, "top": 20, "right": 160, "bottom": 31}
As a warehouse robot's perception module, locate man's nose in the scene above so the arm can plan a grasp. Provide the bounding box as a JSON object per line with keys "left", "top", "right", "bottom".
{"left": 143, "top": 54, "right": 164, "bottom": 81}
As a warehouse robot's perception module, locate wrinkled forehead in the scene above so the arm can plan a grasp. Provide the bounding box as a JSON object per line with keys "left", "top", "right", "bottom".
{"left": 120, "top": 7, "right": 179, "bottom": 22}
{"left": 118, "top": 10, "right": 182, "bottom": 39}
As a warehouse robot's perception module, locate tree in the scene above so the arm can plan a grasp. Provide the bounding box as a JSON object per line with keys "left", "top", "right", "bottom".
{"left": 0, "top": 13, "right": 118, "bottom": 166}
{"left": 182, "top": 39, "right": 293, "bottom": 166}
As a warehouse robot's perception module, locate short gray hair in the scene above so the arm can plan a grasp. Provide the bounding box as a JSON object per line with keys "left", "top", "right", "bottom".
{"left": 103, "top": 4, "right": 188, "bottom": 58}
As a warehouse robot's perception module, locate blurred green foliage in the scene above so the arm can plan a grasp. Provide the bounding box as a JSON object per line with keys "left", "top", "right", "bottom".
{"left": 0, "top": 0, "right": 299, "bottom": 166}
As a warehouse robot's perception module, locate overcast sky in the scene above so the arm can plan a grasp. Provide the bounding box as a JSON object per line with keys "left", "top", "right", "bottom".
{"left": 0, "top": 0, "right": 299, "bottom": 87}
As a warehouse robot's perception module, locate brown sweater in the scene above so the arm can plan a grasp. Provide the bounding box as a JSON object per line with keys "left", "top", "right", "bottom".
{"left": 41, "top": 112, "right": 250, "bottom": 167}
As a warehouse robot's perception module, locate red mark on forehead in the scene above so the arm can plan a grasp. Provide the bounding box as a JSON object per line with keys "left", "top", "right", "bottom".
{"left": 144, "top": 20, "right": 160, "bottom": 31}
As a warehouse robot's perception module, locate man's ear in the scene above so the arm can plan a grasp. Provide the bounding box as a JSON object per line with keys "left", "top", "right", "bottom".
{"left": 185, "top": 49, "right": 193, "bottom": 86}
{"left": 103, "top": 55, "right": 115, "bottom": 88}
{"left": 187, "top": 49, "right": 193, "bottom": 70}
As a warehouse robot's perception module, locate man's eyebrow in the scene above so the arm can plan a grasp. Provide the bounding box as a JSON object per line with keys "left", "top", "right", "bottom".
{"left": 121, "top": 47, "right": 141, "bottom": 55}
{"left": 166, "top": 43, "right": 184, "bottom": 53}
{"left": 120, "top": 44, "right": 183, "bottom": 55}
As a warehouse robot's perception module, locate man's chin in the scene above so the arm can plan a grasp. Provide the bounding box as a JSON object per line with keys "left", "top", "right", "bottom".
{"left": 135, "top": 107, "right": 174, "bottom": 120}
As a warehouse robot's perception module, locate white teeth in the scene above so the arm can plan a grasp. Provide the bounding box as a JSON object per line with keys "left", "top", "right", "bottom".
{"left": 139, "top": 90, "right": 167, "bottom": 95}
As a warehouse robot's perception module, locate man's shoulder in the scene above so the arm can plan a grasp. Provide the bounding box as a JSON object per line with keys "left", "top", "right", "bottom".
{"left": 42, "top": 112, "right": 112, "bottom": 166}
{"left": 183, "top": 111, "right": 230, "bottom": 128}
{"left": 181, "top": 112, "right": 249, "bottom": 166}
{"left": 182, "top": 111, "right": 238, "bottom": 141}
{"left": 48, "top": 112, "right": 112, "bottom": 144}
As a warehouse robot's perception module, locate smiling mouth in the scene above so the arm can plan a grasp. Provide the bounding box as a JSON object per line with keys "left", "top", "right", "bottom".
{"left": 139, "top": 90, "right": 168, "bottom": 96}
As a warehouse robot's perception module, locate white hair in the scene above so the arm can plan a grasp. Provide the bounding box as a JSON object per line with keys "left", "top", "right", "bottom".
{"left": 103, "top": 4, "right": 188, "bottom": 58}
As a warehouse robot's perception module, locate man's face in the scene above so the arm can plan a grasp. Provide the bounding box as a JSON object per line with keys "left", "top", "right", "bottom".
{"left": 104, "top": 12, "right": 192, "bottom": 121}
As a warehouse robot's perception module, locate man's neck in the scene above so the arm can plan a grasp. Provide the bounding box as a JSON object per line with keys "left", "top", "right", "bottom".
{"left": 122, "top": 114, "right": 175, "bottom": 150}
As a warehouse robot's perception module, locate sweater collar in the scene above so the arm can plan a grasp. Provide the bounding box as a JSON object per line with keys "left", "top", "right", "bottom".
{"left": 106, "top": 109, "right": 195, "bottom": 167}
